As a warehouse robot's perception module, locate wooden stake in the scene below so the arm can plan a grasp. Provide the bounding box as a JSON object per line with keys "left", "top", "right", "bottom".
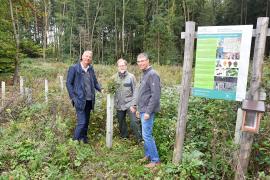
{"left": 25, "top": 87, "right": 32, "bottom": 104}
{"left": 172, "top": 21, "right": 195, "bottom": 164}
{"left": 1, "top": 81, "right": 5, "bottom": 107}
{"left": 45, "top": 79, "right": 48, "bottom": 103}
{"left": 20, "top": 76, "right": 24, "bottom": 96}
{"left": 106, "top": 94, "right": 114, "bottom": 148}
{"left": 59, "top": 75, "right": 64, "bottom": 92}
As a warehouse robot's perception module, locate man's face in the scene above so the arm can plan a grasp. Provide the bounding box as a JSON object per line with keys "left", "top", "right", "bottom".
{"left": 137, "top": 56, "right": 149, "bottom": 70}
{"left": 81, "top": 52, "right": 92, "bottom": 67}
{"left": 117, "top": 61, "right": 127, "bottom": 73}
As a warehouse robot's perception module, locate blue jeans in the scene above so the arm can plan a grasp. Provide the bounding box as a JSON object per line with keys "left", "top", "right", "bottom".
{"left": 74, "top": 100, "right": 92, "bottom": 142}
{"left": 140, "top": 112, "right": 160, "bottom": 163}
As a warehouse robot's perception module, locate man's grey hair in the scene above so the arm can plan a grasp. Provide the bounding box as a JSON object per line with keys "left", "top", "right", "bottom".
{"left": 137, "top": 52, "right": 149, "bottom": 60}
{"left": 117, "top": 58, "right": 127, "bottom": 65}
{"left": 83, "top": 50, "right": 93, "bottom": 56}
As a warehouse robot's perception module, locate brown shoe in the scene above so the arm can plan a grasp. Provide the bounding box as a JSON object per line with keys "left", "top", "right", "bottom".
{"left": 144, "top": 162, "right": 161, "bottom": 168}
{"left": 138, "top": 156, "right": 149, "bottom": 163}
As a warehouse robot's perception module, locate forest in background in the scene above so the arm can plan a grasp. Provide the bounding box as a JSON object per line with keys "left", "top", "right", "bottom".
{"left": 1, "top": 0, "right": 270, "bottom": 82}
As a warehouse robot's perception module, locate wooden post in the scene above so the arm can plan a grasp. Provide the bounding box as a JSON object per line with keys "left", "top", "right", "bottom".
{"left": 59, "top": 75, "right": 64, "bottom": 92}
{"left": 172, "top": 21, "right": 196, "bottom": 164}
{"left": 1, "top": 81, "right": 5, "bottom": 107}
{"left": 234, "top": 108, "right": 243, "bottom": 144}
{"left": 235, "top": 17, "right": 269, "bottom": 180}
{"left": 20, "top": 76, "right": 24, "bottom": 96}
{"left": 45, "top": 79, "right": 48, "bottom": 103}
{"left": 106, "top": 94, "right": 114, "bottom": 148}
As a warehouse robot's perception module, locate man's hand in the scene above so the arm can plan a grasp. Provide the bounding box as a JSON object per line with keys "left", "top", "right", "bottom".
{"left": 130, "top": 106, "right": 136, "bottom": 113}
{"left": 144, "top": 113, "right": 150, "bottom": 120}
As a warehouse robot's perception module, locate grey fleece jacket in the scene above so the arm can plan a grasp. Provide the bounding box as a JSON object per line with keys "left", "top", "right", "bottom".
{"left": 114, "top": 71, "right": 136, "bottom": 111}
{"left": 136, "top": 67, "right": 161, "bottom": 114}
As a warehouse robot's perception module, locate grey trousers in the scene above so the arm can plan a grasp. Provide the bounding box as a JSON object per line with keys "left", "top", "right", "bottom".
{"left": 116, "top": 109, "right": 142, "bottom": 141}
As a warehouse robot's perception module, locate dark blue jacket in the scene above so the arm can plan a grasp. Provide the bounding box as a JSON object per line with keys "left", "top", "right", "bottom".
{"left": 66, "top": 63, "right": 101, "bottom": 110}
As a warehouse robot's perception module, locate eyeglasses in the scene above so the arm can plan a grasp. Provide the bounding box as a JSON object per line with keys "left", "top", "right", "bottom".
{"left": 118, "top": 65, "right": 127, "bottom": 67}
{"left": 137, "top": 59, "right": 147, "bottom": 64}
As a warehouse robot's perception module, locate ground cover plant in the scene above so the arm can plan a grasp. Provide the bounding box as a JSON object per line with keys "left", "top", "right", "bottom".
{"left": 0, "top": 58, "right": 269, "bottom": 179}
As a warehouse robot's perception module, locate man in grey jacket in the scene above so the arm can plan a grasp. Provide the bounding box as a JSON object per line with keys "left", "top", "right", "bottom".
{"left": 114, "top": 58, "right": 142, "bottom": 141}
{"left": 131, "top": 53, "right": 161, "bottom": 168}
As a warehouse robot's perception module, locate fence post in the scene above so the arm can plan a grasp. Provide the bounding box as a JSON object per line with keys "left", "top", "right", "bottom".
{"left": 45, "top": 79, "right": 48, "bottom": 103}
{"left": 106, "top": 94, "right": 114, "bottom": 148}
{"left": 1, "top": 81, "right": 5, "bottom": 106}
{"left": 59, "top": 75, "right": 64, "bottom": 92}
{"left": 235, "top": 17, "right": 269, "bottom": 180}
{"left": 20, "top": 76, "right": 24, "bottom": 96}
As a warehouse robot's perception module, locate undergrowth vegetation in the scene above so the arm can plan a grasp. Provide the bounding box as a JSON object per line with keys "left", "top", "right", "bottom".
{"left": 0, "top": 59, "right": 269, "bottom": 179}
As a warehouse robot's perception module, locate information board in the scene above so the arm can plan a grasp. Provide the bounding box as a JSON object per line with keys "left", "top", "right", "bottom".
{"left": 192, "top": 25, "right": 253, "bottom": 101}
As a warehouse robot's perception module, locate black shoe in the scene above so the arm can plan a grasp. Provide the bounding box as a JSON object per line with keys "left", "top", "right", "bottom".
{"left": 82, "top": 138, "right": 89, "bottom": 144}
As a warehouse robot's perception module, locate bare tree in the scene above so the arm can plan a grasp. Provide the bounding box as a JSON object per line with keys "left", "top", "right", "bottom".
{"left": 115, "top": 1, "right": 118, "bottom": 59}
{"left": 122, "top": 0, "right": 129, "bottom": 56}
{"left": 43, "top": 0, "right": 49, "bottom": 61}
{"left": 90, "top": 0, "right": 101, "bottom": 50}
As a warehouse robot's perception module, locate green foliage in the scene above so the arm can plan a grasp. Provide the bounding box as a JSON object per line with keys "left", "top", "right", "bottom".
{"left": 0, "top": 58, "right": 14, "bottom": 73}
{"left": 105, "top": 78, "right": 120, "bottom": 94}
{"left": 20, "top": 39, "right": 42, "bottom": 58}
{"left": 0, "top": 1, "right": 16, "bottom": 74}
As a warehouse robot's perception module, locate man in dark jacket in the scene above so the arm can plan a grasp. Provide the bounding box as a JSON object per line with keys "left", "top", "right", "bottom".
{"left": 66, "top": 50, "right": 102, "bottom": 144}
{"left": 131, "top": 52, "right": 161, "bottom": 168}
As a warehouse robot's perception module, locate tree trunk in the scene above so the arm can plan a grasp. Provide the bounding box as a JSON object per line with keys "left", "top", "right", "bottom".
{"left": 97, "top": 33, "right": 100, "bottom": 63}
{"left": 60, "top": 1, "right": 66, "bottom": 59}
{"left": 69, "top": 17, "right": 73, "bottom": 60}
{"left": 34, "top": 0, "right": 39, "bottom": 42}
{"left": 244, "top": 0, "right": 247, "bottom": 24}
{"left": 79, "top": 31, "right": 82, "bottom": 58}
{"left": 157, "top": 31, "right": 160, "bottom": 65}
{"left": 240, "top": 0, "right": 244, "bottom": 24}
{"left": 115, "top": 1, "right": 118, "bottom": 59}
{"left": 143, "top": 0, "right": 146, "bottom": 49}
{"left": 85, "top": 0, "right": 90, "bottom": 39}
{"left": 43, "top": 0, "right": 49, "bottom": 61}
{"left": 90, "top": 0, "right": 101, "bottom": 50}
{"left": 9, "top": 0, "right": 20, "bottom": 84}
{"left": 122, "top": 0, "right": 125, "bottom": 55}
{"left": 267, "top": 0, "right": 269, "bottom": 17}
{"left": 156, "top": 0, "right": 160, "bottom": 65}
{"left": 102, "top": 31, "right": 104, "bottom": 64}
{"left": 182, "top": 0, "right": 187, "bottom": 22}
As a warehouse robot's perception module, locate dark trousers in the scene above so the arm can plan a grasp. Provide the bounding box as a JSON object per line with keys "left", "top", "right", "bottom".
{"left": 116, "top": 109, "right": 142, "bottom": 141}
{"left": 74, "top": 100, "right": 92, "bottom": 142}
